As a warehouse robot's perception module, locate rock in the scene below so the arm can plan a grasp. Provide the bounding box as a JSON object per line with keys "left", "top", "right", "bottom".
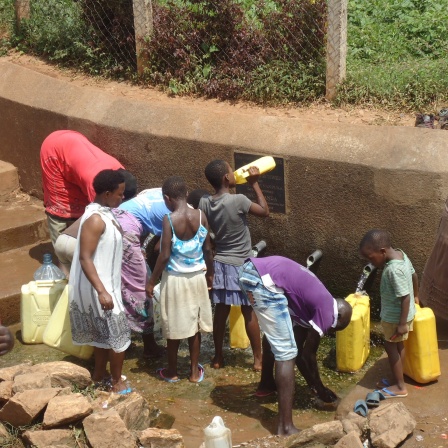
{"left": 31, "top": 361, "right": 92, "bottom": 388}
{"left": 147, "top": 405, "right": 175, "bottom": 429}
{"left": 0, "top": 362, "right": 33, "bottom": 381}
{"left": 12, "top": 372, "right": 52, "bottom": 393}
{"left": 285, "top": 420, "right": 344, "bottom": 447}
{"left": 0, "top": 422, "right": 10, "bottom": 444}
{"left": 334, "top": 430, "right": 364, "bottom": 448}
{"left": 0, "top": 387, "right": 60, "bottom": 427}
{"left": 0, "top": 381, "right": 13, "bottom": 404}
{"left": 22, "top": 429, "right": 76, "bottom": 447}
{"left": 340, "top": 411, "right": 367, "bottom": 436}
{"left": 43, "top": 393, "right": 93, "bottom": 428}
{"left": 369, "top": 402, "right": 416, "bottom": 448}
{"left": 83, "top": 409, "right": 136, "bottom": 448}
{"left": 138, "top": 428, "right": 184, "bottom": 448}
{"left": 111, "top": 392, "right": 154, "bottom": 431}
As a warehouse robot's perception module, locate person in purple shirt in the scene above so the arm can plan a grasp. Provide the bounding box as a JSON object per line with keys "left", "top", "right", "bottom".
{"left": 238, "top": 256, "right": 352, "bottom": 436}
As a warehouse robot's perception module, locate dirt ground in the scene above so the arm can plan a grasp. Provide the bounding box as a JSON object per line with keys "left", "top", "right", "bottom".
{"left": 3, "top": 53, "right": 422, "bottom": 128}
{"left": 3, "top": 319, "right": 448, "bottom": 448}
{"left": 2, "top": 54, "right": 448, "bottom": 448}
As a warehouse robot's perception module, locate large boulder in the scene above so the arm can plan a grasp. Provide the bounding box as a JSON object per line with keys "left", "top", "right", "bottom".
{"left": 30, "top": 361, "right": 91, "bottom": 388}
{"left": 43, "top": 393, "right": 93, "bottom": 428}
{"left": 369, "top": 402, "right": 416, "bottom": 448}
{"left": 285, "top": 420, "right": 345, "bottom": 447}
{"left": 22, "top": 429, "right": 76, "bottom": 448}
{"left": 83, "top": 409, "right": 136, "bottom": 448}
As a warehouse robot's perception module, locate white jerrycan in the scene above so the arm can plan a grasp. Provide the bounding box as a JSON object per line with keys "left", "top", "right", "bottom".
{"left": 204, "top": 416, "right": 232, "bottom": 448}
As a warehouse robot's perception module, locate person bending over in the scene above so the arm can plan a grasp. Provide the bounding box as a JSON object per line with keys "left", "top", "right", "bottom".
{"left": 238, "top": 255, "right": 352, "bottom": 435}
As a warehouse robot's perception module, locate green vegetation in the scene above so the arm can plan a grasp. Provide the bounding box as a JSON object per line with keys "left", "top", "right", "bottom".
{"left": 0, "top": 0, "right": 447, "bottom": 109}
{"left": 339, "top": 0, "right": 448, "bottom": 110}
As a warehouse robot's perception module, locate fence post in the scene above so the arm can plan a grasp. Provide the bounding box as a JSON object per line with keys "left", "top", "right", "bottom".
{"left": 325, "top": 0, "right": 348, "bottom": 100}
{"left": 132, "top": 0, "right": 153, "bottom": 75}
{"left": 14, "top": 0, "right": 30, "bottom": 32}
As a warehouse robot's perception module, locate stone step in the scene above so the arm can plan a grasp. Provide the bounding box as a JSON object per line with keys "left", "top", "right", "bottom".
{"left": 0, "top": 241, "right": 54, "bottom": 326}
{"left": 0, "top": 161, "right": 19, "bottom": 200}
{"left": 0, "top": 195, "right": 49, "bottom": 253}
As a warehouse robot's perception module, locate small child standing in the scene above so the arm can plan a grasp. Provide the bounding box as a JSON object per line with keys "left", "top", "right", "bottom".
{"left": 147, "top": 177, "right": 213, "bottom": 383}
{"left": 359, "top": 229, "right": 419, "bottom": 398}
{"left": 199, "top": 160, "right": 269, "bottom": 370}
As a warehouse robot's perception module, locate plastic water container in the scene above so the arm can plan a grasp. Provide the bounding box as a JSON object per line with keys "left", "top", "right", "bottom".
{"left": 234, "top": 156, "right": 276, "bottom": 184}
{"left": 33, "top": 253, "right": 66, "bottom": 281}
{"left": 204, "top": 416, "right": 232, "bottom": 448}
{"left": 21, "top": 279, "right": 67, "bottom": 344}
{"left": 43, "top": 284, "right": 93, "bottom": 359}
{"left": 336, "top": 293, "right": 370, "bottom": 372}
{"left": 403, "top": 304, "right": 440, "bottom": 383}
{"left": 229, "top": 305, "right": 250, "bottom": 349}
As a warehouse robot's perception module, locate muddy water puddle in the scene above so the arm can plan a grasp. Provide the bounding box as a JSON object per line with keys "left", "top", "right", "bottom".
{"left": 2, "top": 324, "right": 384, "bottom": 448}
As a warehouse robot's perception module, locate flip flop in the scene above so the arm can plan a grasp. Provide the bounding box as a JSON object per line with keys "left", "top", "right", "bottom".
{"left": 365, "top": 391, "right": 386, "bottom": 408}
{"left": 157, "top": 368, "right": 180, "bottom": 383}
{"left": 189, "top": 364, "right": 205, "bottom": 383}
{"left": 254, "top": 390, "right": 276, "bottom": 397}
{"left": 376, "top": 378, "right": 391, "bottom": 388}
{"left": 381, "top": 387, "right": 408, "bottom": 398}
{"left": 354, "top": 399, "right": 368, "bottom": 417}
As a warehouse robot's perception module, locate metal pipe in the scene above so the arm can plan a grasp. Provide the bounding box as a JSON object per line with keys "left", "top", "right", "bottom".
{"left": 306, "top": 249, "right": 323, "bottom": 269}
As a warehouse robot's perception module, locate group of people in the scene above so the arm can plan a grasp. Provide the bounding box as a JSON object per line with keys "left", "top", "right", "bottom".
{"left": 2, "top": 127, "right": 442, "bottom": 434}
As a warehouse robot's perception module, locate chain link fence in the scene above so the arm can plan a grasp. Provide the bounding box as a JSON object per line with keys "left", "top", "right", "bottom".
{"left": 1, "top": 0, "right": 342, "bottom": 104}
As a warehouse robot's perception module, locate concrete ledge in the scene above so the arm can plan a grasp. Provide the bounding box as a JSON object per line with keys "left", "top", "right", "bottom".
{"left": 0, "top": 60, "right": 446, "bottom": 298}
{"left": 0, "top": 198, "right": 48, "bottom": 253}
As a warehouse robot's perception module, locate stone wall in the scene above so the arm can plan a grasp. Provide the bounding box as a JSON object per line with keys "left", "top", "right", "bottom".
{"left": 1, "top": 61, "right": 447, "bottom": 302}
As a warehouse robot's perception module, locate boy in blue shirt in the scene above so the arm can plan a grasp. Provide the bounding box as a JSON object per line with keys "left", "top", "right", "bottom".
{"left": 360, "top": 229, "right": 419, "bottom": 398}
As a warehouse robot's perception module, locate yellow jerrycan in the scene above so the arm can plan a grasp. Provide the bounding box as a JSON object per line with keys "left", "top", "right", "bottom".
{"left": 234, "top": 156, "right": 276, "bottom": 185}
{"left": 403, "top": 304, "right": 440, "bottom": 383}
{"left": 21, "top": 279, "right": 67, "bottom": 344}
{"left": 43, "top": 284, "right": 94, "bottom": 359}
{"left": 336, "top": 293, "right": 370, "bottom": 372}
{"left": 229, "top": 305, "right": 250, "bottom": 349}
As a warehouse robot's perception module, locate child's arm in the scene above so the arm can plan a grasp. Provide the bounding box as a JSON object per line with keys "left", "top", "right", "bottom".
{"left": 412, "top": 271, "right": 419, "bottom": 304}
{"left": 246, "top": 166, "right": 269, "bottom": 217}
{"left": 392, "top": 294, "right": 411, "bottom": 339}
{"left": 202, "top": 214, "right": 214, "bottom": 289}
{"left": 146, "top": 215, "right": 172, "bottom": 297}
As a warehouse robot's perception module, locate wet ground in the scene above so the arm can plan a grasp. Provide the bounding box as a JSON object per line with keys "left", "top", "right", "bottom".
{"left": 2, "top": 323, "right": 386, "bottom": 448}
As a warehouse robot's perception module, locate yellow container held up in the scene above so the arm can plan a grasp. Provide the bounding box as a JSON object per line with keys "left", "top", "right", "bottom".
{"left": 43, "top": 284, "right": 93, "bottom": 360}
{"left": 229, "top": 305, "right": 250, "bottom": 349}
{"left": 336, "top": 293, "right": 370, "bottom": 372}
{"left": 234, "top": 156, "right": 276, "bottom": 185}
{"left": 21, "top": 279, "right": 67, "bottom": 344}
{"left": 403, "top": 304, "right": 440, "bottom": 384}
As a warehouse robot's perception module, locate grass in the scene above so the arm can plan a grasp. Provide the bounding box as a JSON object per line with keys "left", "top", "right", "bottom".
{"left": 340, "top": 0, "right": 448, "bottom": 110}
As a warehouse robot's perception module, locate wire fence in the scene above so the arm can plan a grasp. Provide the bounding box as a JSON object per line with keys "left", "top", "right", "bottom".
{"left": 1, "top": 0, "right": 332, "bottom": 104}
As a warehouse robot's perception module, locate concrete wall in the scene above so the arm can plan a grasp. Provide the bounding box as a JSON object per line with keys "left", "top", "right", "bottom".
{"left": 1, "top": 61, "right": 447, "bottom": 307}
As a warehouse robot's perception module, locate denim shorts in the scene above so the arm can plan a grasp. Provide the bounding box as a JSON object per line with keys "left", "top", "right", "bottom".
{"left": 239, "top": 261, "right": 298, "bottom": 361}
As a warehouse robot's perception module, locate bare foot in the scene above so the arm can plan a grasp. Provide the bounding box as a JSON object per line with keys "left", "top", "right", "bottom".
{"left": 211, "top": 356, "right": 224, "bottom": 369}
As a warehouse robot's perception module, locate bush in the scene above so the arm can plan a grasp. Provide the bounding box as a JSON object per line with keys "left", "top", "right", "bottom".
{"left": 142, "top": 0, "right": 327, "bottom": 104}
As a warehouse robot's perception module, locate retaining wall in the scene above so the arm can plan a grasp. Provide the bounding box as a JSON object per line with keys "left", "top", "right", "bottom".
{"left": 1, "top": 60, "right": 447, "bottom": 305}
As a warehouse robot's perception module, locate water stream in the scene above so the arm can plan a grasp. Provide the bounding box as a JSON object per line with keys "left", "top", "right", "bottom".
{"left": 355, "top": 263, "right": 375, "bottom": 293}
